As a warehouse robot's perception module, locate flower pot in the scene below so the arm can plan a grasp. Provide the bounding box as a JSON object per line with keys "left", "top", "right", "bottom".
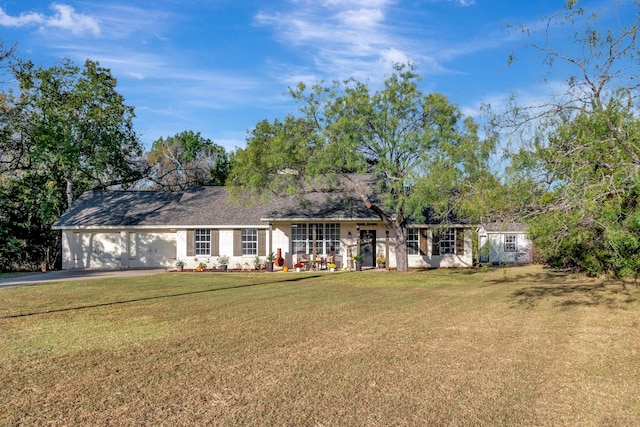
{"left": 296, "top": 267, "right": 301, "bottom": 272}
{"left": 267, "top": 262, "right": 273, "bottom": 272}
{"left": 220, "top": 264, "right": 227, "bottom": 272}
{"left": 355, "top": 261, "right": 362, "bottom": 271}
{"left": 377, "top": 263, "right": 386, "bottom": 269}
{"left": 330, "top": 267, "right": 335, "bottom": 272}
{"left": 177, "top": 265, "right": 184, "bottom": 272}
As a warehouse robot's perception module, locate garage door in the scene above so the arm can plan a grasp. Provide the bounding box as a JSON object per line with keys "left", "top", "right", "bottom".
{"left": 128, "top": 232, "right": 177, "bottom": 268}
{"left": 73, "top": 232, "right": 121, "bottom": 269}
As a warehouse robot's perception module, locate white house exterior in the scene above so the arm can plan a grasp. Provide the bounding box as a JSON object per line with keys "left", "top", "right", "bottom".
{"left": 53, "top": 181, "right": 474, "bottom": 271}
{"left": 477, "top": 223, "right": 533, "bottom": 265}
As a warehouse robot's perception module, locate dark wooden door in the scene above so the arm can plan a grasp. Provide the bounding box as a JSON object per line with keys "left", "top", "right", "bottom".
{"left": 360, "top": 230, "right": 376, "bottom": 267}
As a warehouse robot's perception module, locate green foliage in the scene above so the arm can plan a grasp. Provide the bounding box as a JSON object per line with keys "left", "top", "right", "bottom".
{"left": 147, "top": 130, "right": 230, "bottom": 190}
{"left": 1, "top": 57, "right": 145, "bottom": 270}
{"left": 499, "top": 2, "right": 640, "bottom": 279}
{"left": 230, "top": 64, "right": 495, "bottom": 272}
{"left": 13, "top": 58, "right": 145, "bottom": 206}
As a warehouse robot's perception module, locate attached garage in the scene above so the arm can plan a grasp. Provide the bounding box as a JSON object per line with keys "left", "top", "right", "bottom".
{"left": 127, "top": 231, "right": 177, "bottom": 268}
{"left": 59, "top": 229, "right": 178, "bottom": 270}
{"left": 54, "top": 190, "right": 183, "bottom": 270}
{"left": 69, "top": 231, "right": 121, "bottom": 269}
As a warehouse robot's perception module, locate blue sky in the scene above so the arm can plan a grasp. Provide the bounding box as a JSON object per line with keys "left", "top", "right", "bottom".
{"left": 0, "top": 0, "right": 634, "bottom": 152}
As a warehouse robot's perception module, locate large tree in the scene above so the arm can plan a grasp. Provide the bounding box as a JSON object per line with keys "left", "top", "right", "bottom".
{"left": 230, "top": 64, "right": 495, "bottom": 272}
{"left": 0, "top": 58, "right": 145, "bottom": 270}
{"left": 146, "top": 130, "right": 230, "bottom": 190}
{"left": 12, "top": 58, "right": 145, "bottom": 208}
{"left": 500, "top": 1, "right": 640, "bottom": 277}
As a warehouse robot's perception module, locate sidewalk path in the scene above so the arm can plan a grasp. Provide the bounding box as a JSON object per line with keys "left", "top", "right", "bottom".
{"left": 0, "top": 269, "right": 167, "bottom": 289}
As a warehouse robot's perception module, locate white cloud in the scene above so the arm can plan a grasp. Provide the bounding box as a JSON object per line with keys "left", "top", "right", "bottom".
{"left": 47, "top": 4, "right": 100, "bottom": 36}
{"left": 255, "top": 1, "right": 407, "bottom": 83}
{"left": 449, "top": 0, "right": 475, "bottom": 5}
{"left": 0, "top": 3, "right": 100, "bottom": 37}
{"left": 0, "top": 8, "right": 44, "bottom": 27}
{"left": 337, "top": 8, "right": 384, "bottom": 27}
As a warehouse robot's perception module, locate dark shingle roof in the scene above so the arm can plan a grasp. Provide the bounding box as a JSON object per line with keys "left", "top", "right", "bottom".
{"left": 53, "top": 190, "right": 182, "bottom": 228}
{"left": 53, "top": 185, "right": 381, "bottom": 229}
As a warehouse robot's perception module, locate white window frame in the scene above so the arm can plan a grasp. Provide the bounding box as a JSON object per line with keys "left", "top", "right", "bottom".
{"left": 292, "top": 223, "right": 341, "bottom": 255}
{"left": 195, "top": 229, "right": 211, "bottom": 255}
{"left": 504, "top": 234, "right": 517, "bottom": 252}
{"left": 242, "top": 229, "right": 258, "bottom": 256}
{"left": 407, "top": 228, "right": 419, "bottom": 255}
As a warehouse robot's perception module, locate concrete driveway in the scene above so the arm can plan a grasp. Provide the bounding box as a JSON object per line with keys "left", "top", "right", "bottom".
{"left": 0, "top": 269, "right": 167, "bottom": 289}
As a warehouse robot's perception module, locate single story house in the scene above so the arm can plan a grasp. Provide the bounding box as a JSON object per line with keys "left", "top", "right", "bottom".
{"left": 477, "top": 222, "right": 533, "bottom": 265}
{"left": 52, "top": 182, "right": 475, "bottom": 270}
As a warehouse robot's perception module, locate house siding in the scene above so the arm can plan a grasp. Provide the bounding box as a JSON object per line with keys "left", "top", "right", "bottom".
{"left": 54, "top": 184, "right": 478, "bottom": 271}
{"left": 478, "top": 226, "right": 532, "bottom": 265}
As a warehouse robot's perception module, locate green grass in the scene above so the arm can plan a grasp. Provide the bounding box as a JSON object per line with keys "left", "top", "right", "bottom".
{"left": 1, "top": 266, "right": 640, "bottom": 426}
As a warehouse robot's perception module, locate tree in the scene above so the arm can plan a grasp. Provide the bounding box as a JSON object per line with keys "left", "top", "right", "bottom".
{"left": 500, "top": 1, "right": 640, "bottom": 278}
{"left": 13, "top": 58, "right": 145, "bottom": 208}
{"left": 230, "top": 64, "right": 494, "bottom": 272}
{"left": 0, "top": 57, "right": 145, "bottom": 271}
{"left": 146, "top": 130, "right": 230, "bottom": 190}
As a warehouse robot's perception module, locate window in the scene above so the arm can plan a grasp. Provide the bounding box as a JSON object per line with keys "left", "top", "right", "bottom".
{"left": 432, "top": 228, "right": 459, "bottom": 255}
{"left": 504, "top": 234, "right": 517, "bottom": 252}
{"left": 407, "top": 228, "right": 419, "bottom": 255}
{"left": 291, "top": 224, "right": 310, "bottom": 254}
{"left": 313, "top": 224, "right": 324, "bottom": 255}
{"left": 325, "top": 223, "right": 341, "bottom": 254}
{"left": 242, "top": 229, "right": 258, "bottom": 255}
{"left": 195, "top": 229, "right": 211, "bottom": 255}
{"left": 291, "top": 223, "right": 341, "bottom": 255}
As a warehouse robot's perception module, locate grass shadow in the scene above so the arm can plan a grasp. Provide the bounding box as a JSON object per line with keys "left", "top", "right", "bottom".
{"left": 1, "top": 275, "right": 322, "bottom": 320}
{"left": 510, "top": 279, "right": 639, "bottom": 309}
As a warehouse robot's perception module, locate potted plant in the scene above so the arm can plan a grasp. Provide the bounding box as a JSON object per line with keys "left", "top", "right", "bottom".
{"left": 353, "top": 253, "right": 364, "bottom": 271}
{"left": 254, "top": 255, "right": 263, "bottom": 271}
{"left": 266, "top": 251, "right": 275, "bottom": 272}
{"left": 376, "top": 256, "right": 386, "bottom": 269}
{"left": 294, "top": 262, "right": 304, "bottom": 272}
{"left": 328, "top": 262, "right": 337, "bottom": 272}
{"left": 175, "top": 259, "right": 185, "bottom": 272}
{"left": 196, "top": 261, "right": 207, "bottom": 272}
{"left": 217, "top": 255, "right": 229, "bottom": 271}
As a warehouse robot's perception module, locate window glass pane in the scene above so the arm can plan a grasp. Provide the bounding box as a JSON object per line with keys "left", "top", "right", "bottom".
{"left": 291, "top": 223, "right": 340, "bottom": 256}
{"left": 440, "top": 228, "right": 456, "bottom": 254}
{"left": 407, "top": 229, "right": 419, "bottom": 255}
{"left": 505, "top": 234, "right": 517, "bottom": 252}
{"left": 291, "top": 224, "right": 308, "bottom": 254}
{"left": 195, "top": 229, "right": 211, "bottom": 255}
{"left": 314, "top": 224, "right": 324, "bottom": 255}
{"left": 242, "top": 229, "right": 257, "bottom": 255}
{"left": 326, "top": 223, "right": 340, "bottom": 254}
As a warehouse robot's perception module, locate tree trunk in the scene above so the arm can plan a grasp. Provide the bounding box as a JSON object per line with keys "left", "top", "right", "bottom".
{"left": 394, "top": 223, "right": 409, "bottom": 272}
{"left": 65, "top": 172, "right": 73, "bottom": 209}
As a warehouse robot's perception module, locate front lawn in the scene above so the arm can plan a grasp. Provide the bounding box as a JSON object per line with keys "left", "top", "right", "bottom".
{"left": 1, "top": 266, "right": 639, "bottom": 425}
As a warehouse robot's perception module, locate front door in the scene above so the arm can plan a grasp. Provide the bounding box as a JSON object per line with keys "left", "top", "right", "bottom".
{"left": 360, "top": 230, "right": 376, "bottom": 267}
